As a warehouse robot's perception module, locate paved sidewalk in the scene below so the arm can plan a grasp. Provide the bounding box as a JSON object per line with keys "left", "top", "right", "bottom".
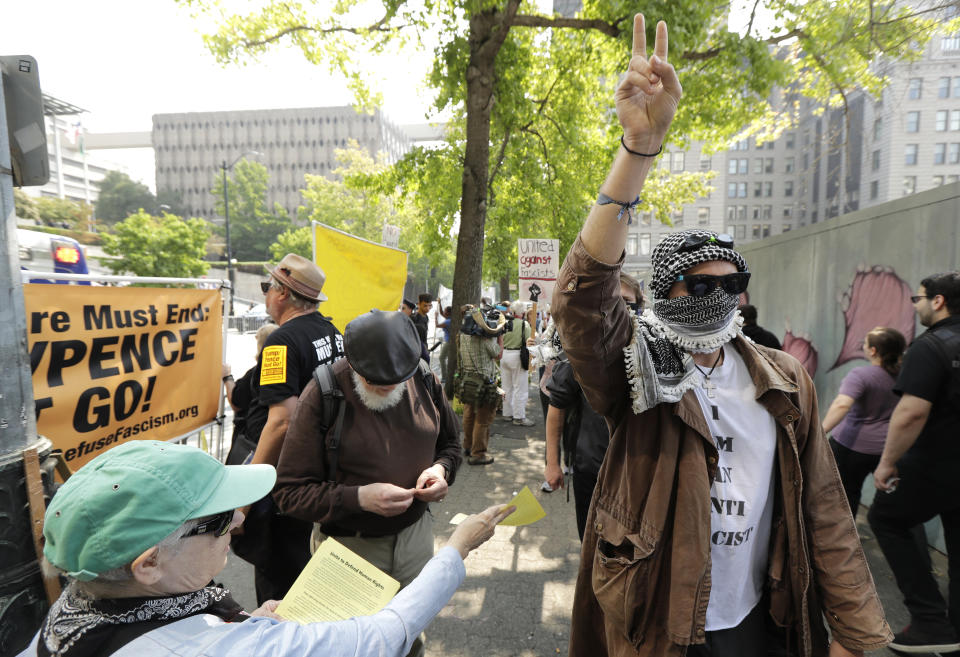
{"left": 219, "top": 380, "right": 951, "bottom": 657}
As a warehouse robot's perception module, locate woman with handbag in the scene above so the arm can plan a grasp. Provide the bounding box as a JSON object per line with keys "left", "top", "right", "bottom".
{"left": 456, "top": 306, "right": 505, "bottom": 465}
{"left": 500, "top": 301, "right": 535, "bottom": 426}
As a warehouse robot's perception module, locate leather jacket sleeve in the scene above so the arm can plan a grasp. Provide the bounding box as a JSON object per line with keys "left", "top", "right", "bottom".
{"left": 784, "top": 352, "right": 893, "bottom": 651}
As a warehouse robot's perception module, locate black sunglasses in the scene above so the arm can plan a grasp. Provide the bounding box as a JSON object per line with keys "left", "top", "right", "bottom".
{"left": 672, "top": 233, "right": 735, "bottom": 255}
{"left": 182, "top": 510, "right": 234, "bottom": 539}
{"left": 675, "top": 272, "right": 751, "bottom": 297}
{"left": 910, "top": 295, "right": 930, "bottom": 303}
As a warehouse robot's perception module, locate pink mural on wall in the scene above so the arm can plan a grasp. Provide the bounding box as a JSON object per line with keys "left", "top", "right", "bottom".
{"left": 829, "top": 265, "right": 915, "bottom": 371}
{"left": 782, "top": 325, "right": 819, "bottom": 378}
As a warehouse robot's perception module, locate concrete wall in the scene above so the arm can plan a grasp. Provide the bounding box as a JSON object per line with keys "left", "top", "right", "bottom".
{"left": 738, "top": 181, "right": 960, "bottom": 550}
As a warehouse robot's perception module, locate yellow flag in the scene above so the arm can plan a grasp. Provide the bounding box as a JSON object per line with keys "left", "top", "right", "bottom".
{"left": 313, "top": 223, "right": 408, "bottom": 332}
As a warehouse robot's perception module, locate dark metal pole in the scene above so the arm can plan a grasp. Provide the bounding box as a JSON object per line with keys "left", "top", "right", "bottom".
{"left": 222, "top": 161, "right": 235, "bottom": 317}
{"left": 0, "top": 68, "right": 54, "bottom": 654}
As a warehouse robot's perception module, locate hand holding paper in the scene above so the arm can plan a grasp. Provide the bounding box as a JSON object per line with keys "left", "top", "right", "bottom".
{"left": 448, "top": 504, "right": 517, "bottom": 559}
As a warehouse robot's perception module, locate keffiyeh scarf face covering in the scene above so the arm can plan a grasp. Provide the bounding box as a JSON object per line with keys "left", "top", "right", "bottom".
{"left": 624, "top": 229, "right": 747, "bottom": 415}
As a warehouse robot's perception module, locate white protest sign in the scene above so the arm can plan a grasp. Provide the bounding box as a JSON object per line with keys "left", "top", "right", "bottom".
{"left": 518, "top": 238, "right": 559, "bottom": 305}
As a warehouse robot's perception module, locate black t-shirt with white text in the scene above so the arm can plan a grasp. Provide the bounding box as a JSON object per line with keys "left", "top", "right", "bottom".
{"left": 246, "top": 313, "right": 344, "bottom": 442}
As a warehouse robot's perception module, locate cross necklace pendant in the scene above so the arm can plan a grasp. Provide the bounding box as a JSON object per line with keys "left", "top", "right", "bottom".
{"left": 693, "top": 350, "right": 724, "bottom": 399}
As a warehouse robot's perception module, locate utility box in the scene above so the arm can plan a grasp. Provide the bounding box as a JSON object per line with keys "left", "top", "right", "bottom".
{"left": 1, "top": 55, "right": 48, "bottom": 187}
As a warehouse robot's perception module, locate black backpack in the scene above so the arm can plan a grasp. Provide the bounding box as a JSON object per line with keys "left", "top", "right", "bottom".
{"left": 312, "top": 360, "right": 444, "bottom": 483}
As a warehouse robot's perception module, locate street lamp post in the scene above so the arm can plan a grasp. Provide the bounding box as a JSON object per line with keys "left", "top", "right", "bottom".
{"left": 220, "top": 151, "right": 261, "bottom": 317}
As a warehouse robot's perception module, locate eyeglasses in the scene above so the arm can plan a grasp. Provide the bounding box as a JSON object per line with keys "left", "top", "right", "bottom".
{"left": 675, "top": 272, "right": 751, "bottom": 297}
{"left": 910, "top": 295, "right": 930, "bottom": 303}
{"left": 181, "top": 510, "right": 235, "bottom": 539}
{"left": 261, "top": 281, "right": 281, "bottom": 295}
{"left": 671, "top": 233, "right": 735, "bottom": 255}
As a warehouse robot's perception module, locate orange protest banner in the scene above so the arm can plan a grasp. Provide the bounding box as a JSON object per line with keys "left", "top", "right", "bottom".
{"left": 24, "top": 285, "right": 223, "bottom": 469}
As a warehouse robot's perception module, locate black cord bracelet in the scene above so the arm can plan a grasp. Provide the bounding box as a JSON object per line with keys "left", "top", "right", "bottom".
{"left": 620, "top": 135, "right": 663, "bottom": 157}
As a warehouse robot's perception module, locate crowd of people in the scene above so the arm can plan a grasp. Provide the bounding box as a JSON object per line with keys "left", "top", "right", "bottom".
{"left": 23, "top": 14, "right": 960, "bottom": 657}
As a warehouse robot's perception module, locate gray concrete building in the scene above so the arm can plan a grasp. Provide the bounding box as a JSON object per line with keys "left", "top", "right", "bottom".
{"left": 152, "top": 106, "right": 411, "bottom": 220}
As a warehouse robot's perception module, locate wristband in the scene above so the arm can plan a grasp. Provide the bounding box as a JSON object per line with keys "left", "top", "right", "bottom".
{"left": 222, "top": 374, "right": 234, "bottom": 383}
{"left": 597, "top": 192, "right": 641, "bottom": 225}
{"left": 620, "top": 135, "right": 663, "bottom": 157}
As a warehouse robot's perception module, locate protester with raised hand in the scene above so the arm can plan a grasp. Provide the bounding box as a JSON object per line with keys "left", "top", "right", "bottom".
{"left": 552, "top": 15, "right": 890, "bottom": 657}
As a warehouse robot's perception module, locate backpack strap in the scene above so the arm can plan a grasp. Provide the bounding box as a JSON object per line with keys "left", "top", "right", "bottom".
{"left": 312, "top": 363, "right": 346, "bottom": 484}
{"left": 419, "top": 359, "right": 445, "bottom": 411}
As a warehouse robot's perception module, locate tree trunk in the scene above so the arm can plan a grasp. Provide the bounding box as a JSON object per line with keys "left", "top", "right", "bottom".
{"left": 445, "top": 3, "right": 518, "bottom": 398}
{"left": 499, "top": 274, "right": 510, "bottom": 302}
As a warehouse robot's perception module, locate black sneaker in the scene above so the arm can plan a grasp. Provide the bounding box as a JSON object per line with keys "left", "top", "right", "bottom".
{"left": 889, "top": 625, "right": 960, "bottom": 654}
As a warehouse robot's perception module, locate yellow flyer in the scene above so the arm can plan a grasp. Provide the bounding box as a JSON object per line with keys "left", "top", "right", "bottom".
{"left": 276, "top": 538, "right": 400, "bottom": 624}
{"left": 499, "top": 485, "right": 547, "bottom": 526}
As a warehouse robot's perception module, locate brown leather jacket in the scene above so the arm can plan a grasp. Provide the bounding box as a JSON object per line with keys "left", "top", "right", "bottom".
{"left": 553, "top": 237, "right": 892, "bottom": 657}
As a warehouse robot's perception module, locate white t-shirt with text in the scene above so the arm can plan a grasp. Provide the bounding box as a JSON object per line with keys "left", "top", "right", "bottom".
{"left": 692, "top": 343, "right": 777, "bottom": 631}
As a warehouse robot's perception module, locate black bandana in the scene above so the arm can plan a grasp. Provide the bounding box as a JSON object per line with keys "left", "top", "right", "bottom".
{"left": 653, "top": 287, "right": 740, "bottom": 333}
{"left": 38, "top": 584, "right": 247, "bottom": 657}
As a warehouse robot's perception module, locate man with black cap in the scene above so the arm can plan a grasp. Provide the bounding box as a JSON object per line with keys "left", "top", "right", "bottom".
{"left": 274, "top": 309, "right": 461, "bottom": 657}
{"left": 551, "top": 14, "right": 890, "bottom": 657}
{"left": 241, "top": 253, "right": 345, "bottom": 604}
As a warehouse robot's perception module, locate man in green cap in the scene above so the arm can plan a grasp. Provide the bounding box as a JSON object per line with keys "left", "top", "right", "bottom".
{"left": 21, "top": 440, "right": 513, "bottom": 657}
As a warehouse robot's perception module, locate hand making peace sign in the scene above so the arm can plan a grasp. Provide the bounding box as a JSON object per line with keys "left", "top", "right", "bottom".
{"left": 615, "top": 15, "right": 682, "bottom": 153}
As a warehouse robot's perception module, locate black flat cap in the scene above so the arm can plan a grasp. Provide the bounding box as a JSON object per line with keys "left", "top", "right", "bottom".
{"left": 344, "top": 310, "right": 422, "bottom": 385}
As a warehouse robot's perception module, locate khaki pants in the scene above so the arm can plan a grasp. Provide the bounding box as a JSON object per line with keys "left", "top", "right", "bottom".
{"left": 311, "top": 512, "right": 435, "bottom": 657}
{"left": 462, "top": 403, "right": 496, "bottom": 458}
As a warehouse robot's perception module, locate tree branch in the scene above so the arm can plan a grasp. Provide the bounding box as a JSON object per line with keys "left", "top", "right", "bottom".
{"left": 488, "top": 129, "right": 512, "bottom": 198}
{"left": 682, "top": 29, "right": 803, "bottom": 61}
{"left": 508, "top": 13, "right": 626, "bottom": 38}
{"left": 238, "top": 11, "right": 406, "bottom": 49}
{"left": 745, "top": 0, "right": 762, "bottom": 36}
{"left": 520, "top": 126, "right": 557, "bottom": 181}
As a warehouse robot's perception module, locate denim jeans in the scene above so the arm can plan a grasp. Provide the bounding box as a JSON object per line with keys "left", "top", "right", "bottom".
{"left": 868, "top": 459, "right": 960, "bottom": 634}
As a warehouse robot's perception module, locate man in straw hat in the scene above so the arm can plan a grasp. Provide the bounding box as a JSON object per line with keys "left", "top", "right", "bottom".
{"left": 551, "top": 14, "right": 890, "bottom": 657}
{"left": 22, "top": 440, "right": 513, "bottom": 657}
{"left": 240, "top": 253, "right": 345, "bottom": 604}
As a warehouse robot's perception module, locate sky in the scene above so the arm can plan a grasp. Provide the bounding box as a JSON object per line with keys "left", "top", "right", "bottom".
{"left": 3, "top": 0, "right": 769, "bottom": 189}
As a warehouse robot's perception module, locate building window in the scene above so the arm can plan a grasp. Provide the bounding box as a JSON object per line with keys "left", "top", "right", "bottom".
{"left": 627, "top": 234, "right": 638, "bottom": 256}
{"left": 906, "top": 111, "right": 920, "bottom": 132}
{"left": 764, "top": 182, "right": 773, "bottom": 197}
{"left": 870, "top": 180, "right": 879, "bottom": 199}
{"left": 700, "top": 154, "right": 712, "bottom": 171}
{"left": 943, "top": 34, "right": 960, "bottom": 51}
{"left": 783, "top": 224, "right": 792, "bottom": 232}
{"left": 728, "top": 159, "right": 739, "bottom": 175}
{"left": 640, "top": 211, "right": 652, "bottom": 225}
{"left": 763, "top": 205, "right": 772, "bottom": 220}
{"left": 952, "top": 110, "right": 960, "bottom": 131}
{"left": 671, "top": 152, "right": 685, "bottom": 171}
{"left": 934, "top": 175, "right": 945, "bottom": 186}
{"left": 738, "top": 205, "right": 747, "bottom": 220}
{"left": 640, "top": 233, "right": 651, "bottom": 255}
{"left": 739, "top": 183, "right": 748, "bottom": 198}
{"left": 752, "top": 224, "right": 762, "bottom": 240}
{"left": 735, "top": 225, "right": 746, "bottom": 240}
{"left": 905, "top": 144, "right": 918, "bottom": 165}
{"left": 764, "top": 158, "right": 774, "bottom": 173}
{"left": 753, "top": 157, "right": 763, "bottom": 174}
{"left": 785, "top": 180, "right": 794, "bottom": 197}
{"left": 673, "top": 210, "right": 684, "bottom": 225}
{"left": 753, "top": 182, "right": 762, "bottom": 198}
{"left": 802, "top": 153, "right": 809, "bottom": 170}
{"left": 727, "top": 224, "right": 736, "bottom": 236}
{"left": 950, "top": 175, "right": 960, "bottom": 184}
{"left": 940, "top": 77, "right": 952, "bottom": 98}
{"left": 785, "top": 157, "right": 794, "bottom": 173}
{"left": 739, "top": 158, "right": 748, "bottom": 174}
{"left": 937, "top": 110, "right": 948, "bottom": 131}
{"left": 785, "top": 133, "right": 795, "bottom": 148}
{"left": 728, "top": 182, "right": 738, "bottom": 198}
{"left": 908, "top": 78, "right": 923, "bottom": 99}
{"left": 954, "top": 77, "right": 960, "bottom": 98}
{"left": 783, "top": 207, "right": 793, "bottom": 218}
{"left": 950, "top": 143, "right": 960, "bottom": 164}
{"left": 726, "top": 206, "right": 737, "bottom": 220}
{"left": 935, "top": 143, "right": 947, "bottom": 164}
{"left": 873, "top": 118, "right": 882, "bottom": 140}
{"left": 698, "top": 207, "right": 710, "bottom": 225}
{"left": 903, "top": 176, "right": 917, "bottom": 196}
{"left": 762, "top": 224, "right": 771, "bottom": 238}
{"left": 872, "top": 149, "right": 881, "bottom": 171}
{"left": 752, "top": 206, "right": 761, "bottom": 220}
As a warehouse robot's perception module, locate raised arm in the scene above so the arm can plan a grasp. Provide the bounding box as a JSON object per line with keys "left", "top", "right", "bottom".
{"left": 582, "top": 15, "right": 682, "bottom": 264}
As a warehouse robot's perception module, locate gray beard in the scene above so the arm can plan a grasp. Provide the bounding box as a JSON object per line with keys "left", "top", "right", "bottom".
{"left": 351, "top": 371, "right": 407, "bottom": 411}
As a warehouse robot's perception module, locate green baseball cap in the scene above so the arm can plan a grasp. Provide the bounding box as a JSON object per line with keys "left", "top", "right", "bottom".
{"left": 43, "top": 440, "right": 276, "bottom": 581}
